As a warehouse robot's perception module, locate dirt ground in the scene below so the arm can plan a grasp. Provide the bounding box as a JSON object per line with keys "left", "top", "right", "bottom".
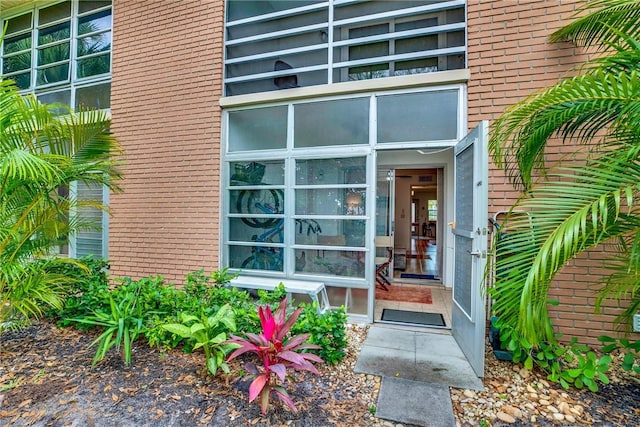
{"left": 0, "top": 321, "right": 378, "bottom": 427}
{"left": 1, "top": 321, "right": 639, "bottom": 427}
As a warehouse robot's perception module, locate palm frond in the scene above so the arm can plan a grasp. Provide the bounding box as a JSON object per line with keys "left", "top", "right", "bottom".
{"left": 489, "top": 70, "right": 640, "bottom": 189}
{"left": 550, "top": 0, "right": 640, "bottom": 49}
{"left": 490, "top": 156, "right": 640, "bottom": 344}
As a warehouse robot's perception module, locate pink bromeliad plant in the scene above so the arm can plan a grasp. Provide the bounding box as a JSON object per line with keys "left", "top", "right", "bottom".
{"left": 225, "top": 298, "right": 324, "bottom": 414}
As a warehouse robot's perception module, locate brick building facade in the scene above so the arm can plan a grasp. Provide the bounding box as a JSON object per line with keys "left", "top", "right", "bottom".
{"left": 2, "top": 0, "right": 637, "bottom": 371}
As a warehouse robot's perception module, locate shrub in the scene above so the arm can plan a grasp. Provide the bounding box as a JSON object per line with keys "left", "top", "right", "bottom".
{"left": 291, "top": 302, "right": 347, "bottom": 365}
{"left": 226, "top": 298, "right": 324, "bottom": 414}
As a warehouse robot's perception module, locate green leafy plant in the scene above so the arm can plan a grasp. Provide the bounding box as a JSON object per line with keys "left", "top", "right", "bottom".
{"left": 161, "top": 304, "right": 238, "bottom": 375}
{"left": 225, "top": 298, "right": 324, "bottom": 415}
{"left": 291, "top": 302, "right": 347, "bottom": 365}
{"left": 495, "top": 318, "right": 611, "bottom": 392}
{"left": 0, "top": 78, "right": 122, "bottom": 329}
{"left": 70, "top": 286, "right": 144, "bottom": 367}
{"left": 599, "top": 335, "right": 640, "bottom": 374}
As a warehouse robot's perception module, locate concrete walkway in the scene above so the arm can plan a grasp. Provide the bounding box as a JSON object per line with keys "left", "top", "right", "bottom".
{"left": 355, "top": 324, "right": 484, "bottom": 427}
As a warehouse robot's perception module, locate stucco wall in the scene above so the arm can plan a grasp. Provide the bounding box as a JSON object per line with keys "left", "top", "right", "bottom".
{"left": 109, "top": 0, "right": 224, "bottom": 282}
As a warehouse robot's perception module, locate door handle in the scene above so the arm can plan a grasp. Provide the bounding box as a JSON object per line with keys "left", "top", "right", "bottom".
{"left": 468, "top": 250, "right": 482, "bottom": 257}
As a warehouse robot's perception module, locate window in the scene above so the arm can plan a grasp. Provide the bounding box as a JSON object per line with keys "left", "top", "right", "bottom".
{"left": 1, "top": 0, "right": 112, "bottom": 107}
{"left": 224, "top": 0, "right": 466, "bottom": 96}
{"left": 1, "top": 1, "right": 113, "bottom": 259}
{"left": 428, "top": 200, "right": 438, "bottom": 221}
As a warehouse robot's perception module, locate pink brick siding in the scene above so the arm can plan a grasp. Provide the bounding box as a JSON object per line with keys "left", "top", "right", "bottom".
{"left": 109, "top": 0, "right": 224, "bottom": 283}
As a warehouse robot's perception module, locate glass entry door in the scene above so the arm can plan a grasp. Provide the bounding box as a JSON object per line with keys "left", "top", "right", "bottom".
{"left": 375, "top": 168, "right": 395, "bottom": 269}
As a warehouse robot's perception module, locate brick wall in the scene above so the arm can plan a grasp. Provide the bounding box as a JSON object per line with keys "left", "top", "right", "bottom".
{"left": 467, "top": 0, "right": 639, "bottom": 345}
{"left": 109, "top": 0, "right": 224, "bottom": 283}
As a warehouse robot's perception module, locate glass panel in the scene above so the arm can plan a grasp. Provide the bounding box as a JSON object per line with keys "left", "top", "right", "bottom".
{"left": 78, "top": 9, "right": 112, "bottom": 35}
{"left": 77, "top": 32, "right": 111, "bottom": 56}
{"left": 228, "top": 245, "right": 283, "bottom": 272}
{"left": 6, "top": 13, "right": 32, "bottom": 35}
{"left": 79, "top": 1, "right": 112, "bottom": 14}
{"left": 38, "top": 89, "right": 71, "bottom": 107}
{"left": 296, "top": 157, "right": 366, "bottom": 185}
{"left": 395, "top": 35, "right": 438, "bottom": 54}
{"left": 37, "top": 63, "right": 70, "bottom": 85}
{"left": 229, "top": 218, "right": 284, "bottom": 244}
{"left": 3, "top": 33, "right": 31, "bottom": 55}
{"left": 298, "top": 249, "right": 365, "bottom": 277}
{"left": 454, "top": 235, "right": 472, "bottom": 316}
{"left": 296, "top": 188, "right": 366, "bottom": 216}
{"left": 2, "top": 52, "right": 31, "bottom": 74}
{"left": 77, "top": 53, "right": 111, "bottom": 78}
{"left": 377, "top": 90, "right": 458, "bottom": 142}
{"left": 228, "top": 106, "right": 287, "bottom": 152}
{"left": 38, "top": 42, "right": 70, "bottom": 65}
{"left": 8, "top": 72, "right": 31, "bottom": 90}
{"left": 75, "top": 83, "right": 111, "bottom": 109}
{"left": 76, "top": 180, "right": 104, "bottom": 258}
{"left": 226, "top": 0, "right": 322, "bottom": 22}
{"left": 294, "top": 98, "right": 369, "bottom": 147}
{"left": 230, "top": 160, "right": 284, "bottom": 186}
{"left": 347, "top": 287, "right": 368, "bottom": 315}
{"left": 39, "top": 1, "right": 71, "bottom": 26}
{"left": 394, "top": 58, "right": 438, "bottom": 76}
{"left": 348, "top": 63, "right": 389, "bottom": 81}
{"left": 295, "top": 219, "right": 365, "bottom": 247}
{"left": 230, "top": 188, "right": 284, "bottom": 216}
{"left": 38, "top": 22, "right": 71, "bottom": 45}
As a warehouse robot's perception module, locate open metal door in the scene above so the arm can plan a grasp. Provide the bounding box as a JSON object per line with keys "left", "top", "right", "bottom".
{"left": 451, "top": 121, "right": 489, "bottom": 377}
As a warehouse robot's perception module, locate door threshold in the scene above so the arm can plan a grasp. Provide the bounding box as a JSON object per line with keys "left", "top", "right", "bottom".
{"left": 377, "top": 320, "right": 451, "bottom": 331}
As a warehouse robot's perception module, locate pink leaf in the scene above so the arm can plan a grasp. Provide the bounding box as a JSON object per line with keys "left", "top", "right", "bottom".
{"left": 278, "top": 350, "right": 306, "bottom": 365}
{"left": 300, "top": 352, "right": 324, "bottom": 364}
{"left": 282, "top": 333, "right": 310, "bottom": 350}
{"left": 259, "top": 306, "right": 276, "bottom": 341}
{"left": 290, "top": 362, "right": 320, "bottom": 375}
{"left": 249, "top": 374, "right": 269, "bottom": 402}
{"left": 270, "top": 363, "right": 287, "bottom": 382}
{"left": 274, "top": 298, "right": 288, "bottom": 327}
{"left": 226, "top": 341, "right": 259, "bottom": 361}
{"left": 276, "top": 306, "right": 302, "bottom": 341}
{"left": 273, "top": 385, "right": 297, "bottom": 413}
{"left": 260, "top": 384, "right": 271, "bottom": 415}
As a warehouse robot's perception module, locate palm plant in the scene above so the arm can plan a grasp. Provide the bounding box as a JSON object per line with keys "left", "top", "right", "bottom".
{"left": 488, "top": 0, "right": 640, "bottom": 346}
{"left": 0, "top": 78, "right": 122, "bottom": 329}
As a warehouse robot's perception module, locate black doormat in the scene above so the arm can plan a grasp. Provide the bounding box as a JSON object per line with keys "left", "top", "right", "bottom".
{"left": 400, "top": 273, "right": 438, "bottom": 280}
{"left": 381, "top": 309, "right": 445, "bottom": 327}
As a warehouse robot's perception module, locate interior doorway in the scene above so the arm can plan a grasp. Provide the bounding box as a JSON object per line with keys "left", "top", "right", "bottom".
{"left": 374, "top": 161, "right": 452, "bottom": 329}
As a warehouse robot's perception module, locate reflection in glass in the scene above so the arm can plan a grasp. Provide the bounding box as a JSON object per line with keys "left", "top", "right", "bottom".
{"left": 78, "top": 9, "right": 112, "bottom": 35}
{"left": 297, "top": 249, "right": 365, "bottom": 277}
{"left": 229, "top": 245, "right": 283, "bottom": 272}
{"left": 37, "top": 43, "right": 70, "bottom": 65}
{"left": 229, "top": 218, "right": 284, "bottom": 244}
{"left": 3, "top": 34, "right": 31, "bottom": 55}
{"left": 230, "top": 160, "right": 284, "bottom": 186}
{"left": 38, "top": 22, "right": 71, "bottom": 45}
{"left": 37, "top": 63, "right": 70, "bottom": 85}
{"left": 10, "top": 72, "right": 31, "bottom": 90}
{"left": 296, "top": 189, "right": 365, "bottom": 216}
{"left": 295, "top": 219, "right": 365, "bottom": 247}
{"left": 2, "top": 52, "right": 31, "bottom": 74}
{"left": 296, "top": 157, "right": 365, "bottom": 185}
{"left": 77, "top": 33, "right": 111, "bottom": 56}
{"left": 77, "top": 53, "right": 111, "bottom": 78}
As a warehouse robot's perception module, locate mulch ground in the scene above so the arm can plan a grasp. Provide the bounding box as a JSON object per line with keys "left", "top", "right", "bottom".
{"left": 0, "top": 321, "right": 375, "bottom": 427}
